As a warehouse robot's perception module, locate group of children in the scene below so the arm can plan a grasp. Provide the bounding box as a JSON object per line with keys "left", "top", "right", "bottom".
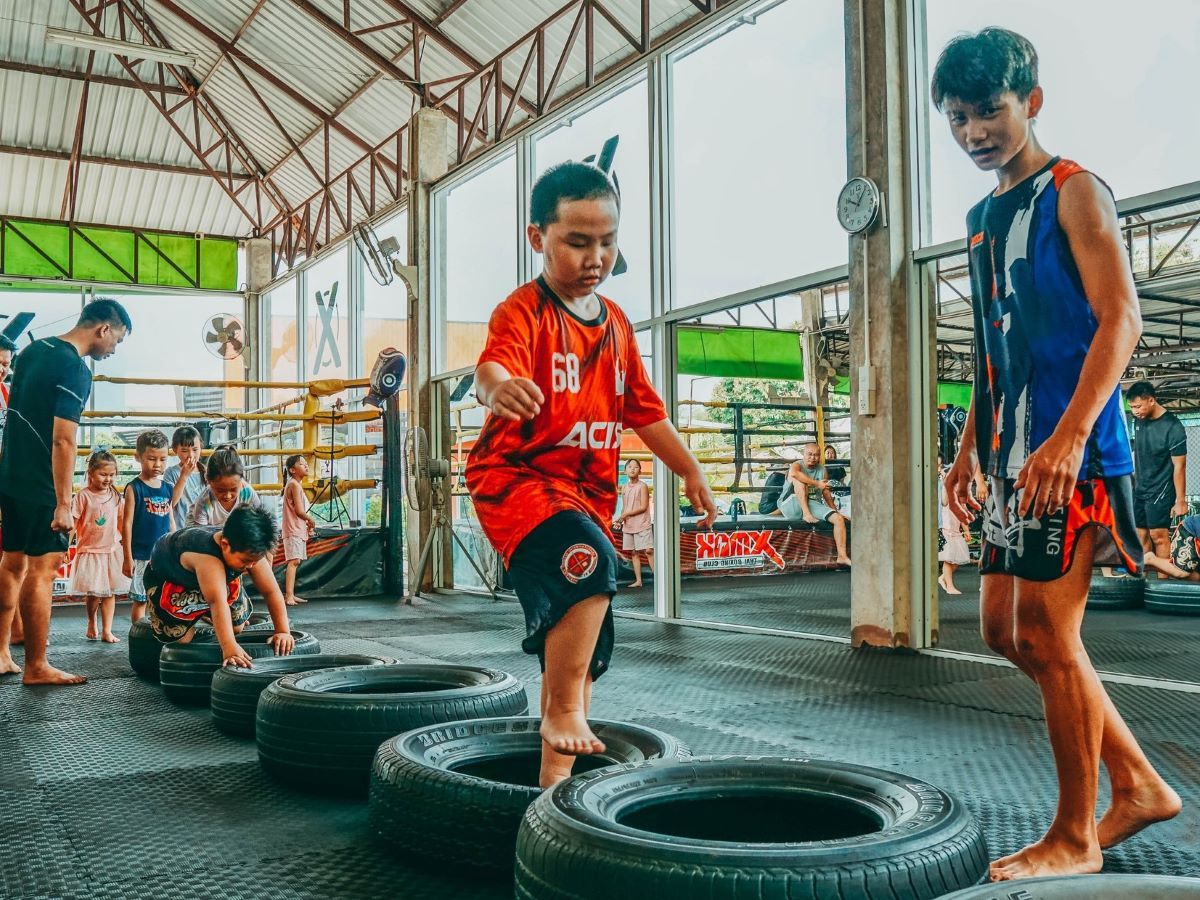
{"left": 70, "top": 426, "right": 317, "bottom": 644}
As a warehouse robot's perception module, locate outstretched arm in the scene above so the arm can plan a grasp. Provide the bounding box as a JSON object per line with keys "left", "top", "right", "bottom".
{"left": 634, "top": 419, "right": 717, "bottom": 528}
{"left": 246, "top": 558, "right": 295, "bottom": 655}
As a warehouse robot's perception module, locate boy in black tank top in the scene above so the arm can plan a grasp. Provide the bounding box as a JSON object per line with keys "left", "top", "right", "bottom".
{"left": 934, "top": 28, "right": 1178, "bottom": 882}
{"left": 144, "top": 506, "right": 295, "bottom": 668}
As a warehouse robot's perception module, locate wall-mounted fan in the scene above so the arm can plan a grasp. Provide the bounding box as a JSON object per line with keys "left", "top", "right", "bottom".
{"left": 353, "top": 221, "right": 403, "bottom": 287}
{"left": 202, "top": 314, "right": 245, "bottom": 360}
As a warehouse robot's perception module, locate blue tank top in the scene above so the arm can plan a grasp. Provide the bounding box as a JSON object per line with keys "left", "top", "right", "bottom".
{"left": 966, "top": 157, "right": 1132, "bottom": 481}
{"left": 129, "top": 477, "right": 173, "bottom": 560}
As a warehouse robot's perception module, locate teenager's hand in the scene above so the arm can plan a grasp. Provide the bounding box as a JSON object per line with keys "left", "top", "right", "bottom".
{"left": 221, "top": 643, "right": 254, "bottom": 669}
{"left": 1015, "top": 431, "right": 1084, "bottom": 519}
{"left": 268, "top": 632, "right": 295, "bottom": 656}
{"left": 487, "top": 378, "right": 544, "bottom": 421}
{"left": 683, "top": 475, "right": 718, "bottom": 529}
{"left": 122, "top": 557, "right": 134, "bottom": 579}
{"left": 1172, "top": 500, "right": 1189, "bottom": 518}
{"left": 51, "top": 503, "right": 72, "bottom": 534}
{"left": 945, "top": 453, "right": 982, "bottom": 525}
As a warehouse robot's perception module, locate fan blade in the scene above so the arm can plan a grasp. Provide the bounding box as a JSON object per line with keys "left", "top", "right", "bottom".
{"left": 228, "top": 337, "right": 244, "bottom": 354}
{"left": 205, "top": 330, "right": 223, "bottom": 344}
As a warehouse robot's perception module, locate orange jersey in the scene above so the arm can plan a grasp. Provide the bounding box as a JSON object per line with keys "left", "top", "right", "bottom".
{"left": 466, "top": 278, "right": 666, "bottom": 565}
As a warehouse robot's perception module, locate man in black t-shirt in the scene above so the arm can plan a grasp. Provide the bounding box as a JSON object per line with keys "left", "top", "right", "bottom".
{"left": 1127, "top": 381, "right": 1188, "bottom": 562}
{"left": 0, "top": 298, "right": 130, "bottom": 685}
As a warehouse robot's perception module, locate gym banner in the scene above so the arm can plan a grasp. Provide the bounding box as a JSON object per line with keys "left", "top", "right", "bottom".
{"left": 615, "top": 522, "right": 847, "bottom": 577}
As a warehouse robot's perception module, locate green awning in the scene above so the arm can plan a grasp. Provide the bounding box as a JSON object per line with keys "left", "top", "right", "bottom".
{"left": 677, "top": 326, "right": 803, "bottom": 379}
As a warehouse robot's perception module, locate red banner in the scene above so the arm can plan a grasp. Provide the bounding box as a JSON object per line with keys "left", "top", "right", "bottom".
{"left": 616, "top": 524, "right": 847, "bottom": 577}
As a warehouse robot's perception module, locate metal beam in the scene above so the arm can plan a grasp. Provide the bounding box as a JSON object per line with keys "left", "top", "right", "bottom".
{"left": 0, "top": 144, "right": 252, "bottom": 180}
{"left": 0, "top": 58, "right": 185, "bottom": 94}
{"left": 61, "top": 52, "right": 94, "bottom": 220}
{"left": 287, "top": 0, "right": 422, "bottom": 90}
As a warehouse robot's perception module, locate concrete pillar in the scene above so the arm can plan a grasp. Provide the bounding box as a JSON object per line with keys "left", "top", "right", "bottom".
{"left": 243, "top": 236, "right": 271, "bottom": 417}
{"left": 844, "top": 0, "right": 936, "bottom": 648}
{"left": 406, "top": 108, "right": 452, "bottom": 592}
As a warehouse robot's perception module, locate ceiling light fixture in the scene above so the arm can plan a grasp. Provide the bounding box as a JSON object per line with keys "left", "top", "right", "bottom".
{"left": 45, "top": 27, "right": 198, "bottom": 68}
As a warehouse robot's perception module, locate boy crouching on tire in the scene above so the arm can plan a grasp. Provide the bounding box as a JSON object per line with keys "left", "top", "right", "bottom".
{"left": 466, "top": 161, "right": 718, "bottom": 789}
{"left": 145, "top": 506, "right": 295, "bottom": 668}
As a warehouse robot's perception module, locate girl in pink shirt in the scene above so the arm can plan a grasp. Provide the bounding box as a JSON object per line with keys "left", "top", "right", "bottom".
{"left": 72, "top": 451, "right": 131, "bottom": 643}
{"left": 614, "top": 459, "right": 654, "bottom": 588}
{"left": 281, "top": 454, "right": 316, "bottom": 606}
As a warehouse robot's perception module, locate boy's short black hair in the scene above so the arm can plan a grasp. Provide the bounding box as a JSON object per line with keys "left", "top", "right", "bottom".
{"left": 171, "top": 425, "right": 202, "bottom": 448}
{"left": 79, "top": 297, "right": 133, "bottom": 333}
{"left": 931, "top": 27, "right": 1038, "bottom": 111}
{"left": 0, "top": 335, "right": 16, "bottom": 353}
{"left": 1126, "top": 380, "right": 1157, "bottom": 401}
{"left": 135, "top": 430, "right": 168, "bottom": 455}
{"left": 530, "top": 161, "right": 619, "bottom": 230}
{"left": 222, "top": 506, "right": 278, "bottom": 556}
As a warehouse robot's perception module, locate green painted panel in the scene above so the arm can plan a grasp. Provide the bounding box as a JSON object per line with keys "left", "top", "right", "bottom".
{"left": 199, "top": 238, "right": 238, "bottom": 291}
{"left": 137, "top": 232, "right": 197, "bottom": 287}
{"left": 4, "top": 220, "right": 70, "bottom": 278}
{"left": 1, "top": 217, "right": 237, "bottom": 291}
{"left": 73, "top": 226, "right": 135, "bottom": 283}
{"left": 677, "top": 326, "right": 804, "bottom": 379}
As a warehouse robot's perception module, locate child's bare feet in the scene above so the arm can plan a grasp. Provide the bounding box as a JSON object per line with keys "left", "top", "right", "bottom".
{"left": 86, "top": 624, "right": 98, "bottom": 640}
{"left": 0, "top": 654, "right": 21, "bottom": 675}
{"left": 101, "top": 632, "right": 120, "bottom": 644}
{"left": 540, "top": 711, "right": 605, "bottom": 756}
{"left": 989, "top": 834, "right": 1102, "bottom": 881}
{"left": 628, "top": 581, "right": 643, "bottom": 589}
{"left": 22, "top": 664, "right": 87, "bottom": 686}
{"left": 539, "top": 754, "right": 575, "bottom": 790}
{"left": 837, "top": 555, "right": 852, "bottom": 567}
{"left": 1098, "top": 780, "right": 1182, "bottom": 849}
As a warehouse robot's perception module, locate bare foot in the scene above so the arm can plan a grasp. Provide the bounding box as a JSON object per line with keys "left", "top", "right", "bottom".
{"left": 628, "top": 581, "right": 643, "bottom": 589}
{"left": 938, "top": 576, "right": 963, "bottom": 595}
{"left": 540, "top": 711, "right": 605, "bottom": 756}
{"left": 989, "top": 837, "right": 1102, "bottom": 882}
{"left": 837, "top": 556, "right": 852, "bottom": 567}
{"left": 101, "top": 632, "right": 120, "bottom": 644}
{"left": 86, "top": 624, "right": 98, "bottom": 641}
{"left": 0, "top": 654, "right": 21, "bottom": 675}
{"left": 1098, "top": 781, "right": 1182, "bottom": 849}
{"left": 22, "top": 665, "right": 87, "bottom": 686}
{"left": 539, "top": 761, "right": 575, "bottom": 790}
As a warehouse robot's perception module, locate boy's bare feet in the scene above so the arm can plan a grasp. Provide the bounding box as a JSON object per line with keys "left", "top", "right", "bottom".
{"left": 100, "top": 632, "right": 120, "bottom": 644}
{"left": 837, "top": 555, "right": 852, "bottom": 567}
{"left": 0, "top": 654, "right": 21, "bottom": 675}
{"left": 22, "top": 664, "right": 87, "bottom": 686}
{"left": 1098, "top": 780, "right": 1182, "bottom": 849}
{"left": 540, "top": 711, "right": 605, "bottom": 756}
{"left": 989, "top": 835, "right": 1102, "bottom": 881}
{"left": 539, "top": 753, "right": 575, "bottom": 790}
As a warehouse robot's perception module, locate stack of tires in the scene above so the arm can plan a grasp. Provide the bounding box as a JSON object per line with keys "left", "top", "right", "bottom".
{"left": 1145, "top": 579, "right": 1200, "bottom": 616}
{"left": 1087, "top": 573, "right": 1144, "bottom": 611}
{"left": 160, "top": 630, "right": 321, "bottom": 705}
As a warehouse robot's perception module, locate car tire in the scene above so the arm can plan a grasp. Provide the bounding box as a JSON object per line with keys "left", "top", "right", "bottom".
{"left": 211, "top": 653, "right": 397, "bottom": 737}
{"left": 368, "top": 717, "right": 688, "bottom": 873}
{"left": 159, "top": 630, "right": 320, "bottom": 705}
{"left": 257, "top": 664, "right": 528, "bottom": 794}
{"left": 515, "top": 757, "right": 987, "bottom": 899}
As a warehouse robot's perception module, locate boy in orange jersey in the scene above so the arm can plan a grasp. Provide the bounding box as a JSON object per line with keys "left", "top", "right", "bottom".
{"left": 466, "top": 161, "right": 717, "bottom": 788}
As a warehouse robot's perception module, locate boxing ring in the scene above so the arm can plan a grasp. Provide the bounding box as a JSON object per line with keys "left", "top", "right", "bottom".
{"left": 50, "top": 362, "right": 407, "bottom": 603}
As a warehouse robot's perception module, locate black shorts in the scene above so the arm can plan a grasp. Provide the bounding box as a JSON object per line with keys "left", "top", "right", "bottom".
{"left": 0, "top": 493, "right": 69, "bottom": 558}
{"left": 979, "top": 476, "right": 1142, "bottom": 582}
{"left": 1133, "top": 488, "right": 1175, "bottom": 531}
{"left": 507, "top": 510, "right": 617, "bottom": 681}
{"left": 145, "top": 577, "right": 253, "bottom": 643}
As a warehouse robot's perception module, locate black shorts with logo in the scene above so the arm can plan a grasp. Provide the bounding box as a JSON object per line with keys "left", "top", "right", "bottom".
{"left": 979, "top": 476, "right": 1142, "bottom": 582}
{"left": 507, "top": 509, "right": 617, "bottom": 681}
{"left": 0, "top": 492, "right": 69, "bottom": 557}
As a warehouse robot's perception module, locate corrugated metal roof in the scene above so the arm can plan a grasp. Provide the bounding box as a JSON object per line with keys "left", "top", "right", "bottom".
{"left": 0, "top": 0, "right": 704, "bottom": 240}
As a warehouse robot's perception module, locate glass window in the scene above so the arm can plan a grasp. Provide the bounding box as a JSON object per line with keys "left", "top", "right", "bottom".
{"left": 439, "top": 153, "right": 519, "bottom": 373}
{"left": 263, "top": 278, "right": 302, "bottom": 456}
{"left": 923, "top": 0, "right": 1200, "bottom": 245}
{"left": 534, "top": 76, "right": 652, "bottom": 324}
{"left": 303, "top": 246, "right": 349, "bottom": 382}
{"left": 670, "top": 0, "right": 848, "bottom": 306}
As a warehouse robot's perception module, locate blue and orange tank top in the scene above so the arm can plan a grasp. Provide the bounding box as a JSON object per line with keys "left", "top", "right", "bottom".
{"left": 966, "top": 156, "right": 1132, "bottom": 481}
